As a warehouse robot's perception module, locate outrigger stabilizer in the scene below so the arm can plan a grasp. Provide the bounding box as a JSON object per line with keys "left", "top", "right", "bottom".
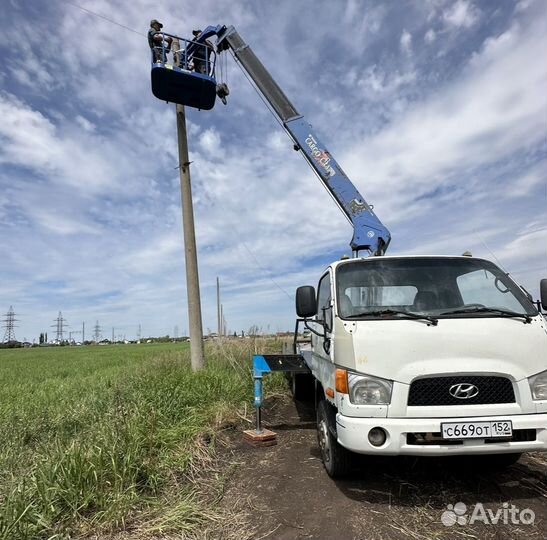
{"left": 244, "top": 354, "right": 310, "bottom": 447}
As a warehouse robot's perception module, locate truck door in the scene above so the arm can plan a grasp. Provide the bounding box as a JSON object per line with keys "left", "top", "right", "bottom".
{"left": 313, "top": 271, "right": 334, "bottom": 363}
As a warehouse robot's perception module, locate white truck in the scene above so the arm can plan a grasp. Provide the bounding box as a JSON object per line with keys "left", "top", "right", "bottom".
{"left": 295, "top": 256, "right": 547, "bottom": 477}
{"left": 152, "top": 25, "right": 547, "bottom": 477}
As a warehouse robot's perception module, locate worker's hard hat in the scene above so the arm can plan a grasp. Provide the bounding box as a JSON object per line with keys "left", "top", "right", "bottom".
{"left": 150, "top": 19, "right": 163, "bottom": 28}
{"left": 192, "top": 29, "right": 202, "bottom": 36}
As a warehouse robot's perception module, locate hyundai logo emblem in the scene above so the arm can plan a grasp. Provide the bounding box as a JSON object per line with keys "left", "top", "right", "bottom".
{"left": 449, "top": 383, "right": 479, "bottom": 399}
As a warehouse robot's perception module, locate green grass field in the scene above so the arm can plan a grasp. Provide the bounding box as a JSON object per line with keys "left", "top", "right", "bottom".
{"left": 0, "top": 340, "right": 283, "bottom": 539}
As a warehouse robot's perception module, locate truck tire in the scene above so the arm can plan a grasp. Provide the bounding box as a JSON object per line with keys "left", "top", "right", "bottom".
{"left": 289, "top": 372, "right": 314, "bottom": 401}
{"left": 317, "top": 399, "right": 353, "bottom": 478}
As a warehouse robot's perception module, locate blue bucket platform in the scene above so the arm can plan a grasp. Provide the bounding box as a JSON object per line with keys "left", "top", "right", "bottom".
{"left": 150, "top": 30, "right": 218, "bottom": 110}
{"left": 151, "top": 64, "right": 217, "bottom": 110}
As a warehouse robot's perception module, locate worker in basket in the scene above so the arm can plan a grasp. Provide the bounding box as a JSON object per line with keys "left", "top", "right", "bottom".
{"left": 191, "top": 29, "right": 213, "bottom": 75}
{"left": 148, "top": 19, "right": 172, "bottom": 63}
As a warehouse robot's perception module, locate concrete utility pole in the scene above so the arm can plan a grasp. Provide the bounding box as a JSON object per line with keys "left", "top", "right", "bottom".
{"left": 177, "top": 103, "right": 205, "bottom": 370}
{"left": 220, "top": 304, "right": 224, "bottom": 336}
{"left": 217, "top": 277, "right": 221, "bottom": 336}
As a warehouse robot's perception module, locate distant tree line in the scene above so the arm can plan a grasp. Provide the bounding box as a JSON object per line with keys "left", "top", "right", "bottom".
{"left": 0, "top": 341, "right": 22, "bottom": 349}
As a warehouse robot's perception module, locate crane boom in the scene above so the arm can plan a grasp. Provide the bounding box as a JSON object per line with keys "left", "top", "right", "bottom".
{"left": 203, "top": 25, "right": 391, "bottom": 255}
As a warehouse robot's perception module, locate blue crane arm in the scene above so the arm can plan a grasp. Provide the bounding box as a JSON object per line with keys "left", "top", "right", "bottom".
{"left": 201, "top": 25, "right": 391, "bottom": 256}
{"left": 284, "top": 118, "right": 390, "bottom": 256}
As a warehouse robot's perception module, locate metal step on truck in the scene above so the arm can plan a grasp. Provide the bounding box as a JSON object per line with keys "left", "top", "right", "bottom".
{"left": 151, "top": 24, "right": 547, "bottom": 478}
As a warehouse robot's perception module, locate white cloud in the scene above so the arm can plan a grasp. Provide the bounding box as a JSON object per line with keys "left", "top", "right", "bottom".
{"left": 75, "top": 115, "right": 96, "bottom": 133}
{"left": 424, "top": 29, "right": 436, "bottom": 43}
{"left": 515, "top": 0, "right": 534, "bottom": 13}
{"left": 503, "top": 228, "right": 547, "bottom": 264}
{"left": 506, "top": 164, "right": 546, "bottom": 198}
{"left": 400, "top": 29, "right": 413, "bottom": 54}
{"left": 443, "top": 0, "right": 480, "bottom": 29}
{"left": 344, "top": 15, "right": 547, "bottom": 206}
{"left": 357, "top": 66, "right": 417, "bottom": 99}
{"left": 199, "top": 128, "right": 223, "bottom": 155}
{"left": 29, "top": 207, "right": 99, "bottom": 236}
{"left": 0, "top": 93, "right": 118, "bottom": 195}
{"left": 124, "top": 234, "right": 182, "bottom": 274}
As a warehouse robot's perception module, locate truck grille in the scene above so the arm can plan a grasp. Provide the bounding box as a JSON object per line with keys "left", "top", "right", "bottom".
{"left": 408, "top": 376, "right": 515, "bottom": 406}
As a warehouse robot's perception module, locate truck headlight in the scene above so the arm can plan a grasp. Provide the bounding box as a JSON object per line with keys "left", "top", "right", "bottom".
{"left": 348, "top": 373, "right": 393, "bottom": 405}
{"left": 529, "top": 369, "right": 547, "bottom": 401}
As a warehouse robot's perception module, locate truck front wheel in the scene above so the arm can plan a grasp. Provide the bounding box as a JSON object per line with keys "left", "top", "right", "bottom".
{"left": 317, "top": 400, "right": 352, "bottom": 478}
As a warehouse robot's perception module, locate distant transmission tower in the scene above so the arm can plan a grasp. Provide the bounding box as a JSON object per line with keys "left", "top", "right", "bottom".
{"left": 51, "top": 311, "right": 67, "bottom": 343}
{"left": 93, "top": 321, "right": 101, "bottom": 342}
{"left": 137, "top": 323, "right": 141, "bottom": 341}
{"left": 174, "top": 325, "right": 179, "bottom": 339}
{"left": 2, "top": 306, "right": 18, "bottom": 343}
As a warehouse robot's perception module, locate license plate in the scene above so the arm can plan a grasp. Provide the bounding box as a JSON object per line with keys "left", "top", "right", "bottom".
{"left": 441, "top": 420, "right": 513, "bottom": 440}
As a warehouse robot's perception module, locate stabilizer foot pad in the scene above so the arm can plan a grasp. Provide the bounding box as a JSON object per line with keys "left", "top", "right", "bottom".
{"left": 243, "top": 429, "right": 277, "bottom": 447}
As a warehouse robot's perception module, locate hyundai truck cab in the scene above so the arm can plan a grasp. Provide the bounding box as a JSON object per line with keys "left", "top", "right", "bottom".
{"left": 296, "top": 255, "right": 547, "bottom": 477}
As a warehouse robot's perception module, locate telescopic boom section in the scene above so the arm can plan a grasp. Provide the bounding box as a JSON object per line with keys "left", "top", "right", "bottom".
{"left": 215, "top": 25, "right": 391, "bottom": 256}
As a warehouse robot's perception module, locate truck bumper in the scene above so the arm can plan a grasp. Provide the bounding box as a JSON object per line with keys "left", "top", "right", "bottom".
{"left": 336, "top": 412, "right": 547, "bottom": 456}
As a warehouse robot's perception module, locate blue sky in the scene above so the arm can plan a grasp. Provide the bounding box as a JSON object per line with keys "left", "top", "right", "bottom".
{"left": 0, "top": 0, "right": 546, "bottom": 342}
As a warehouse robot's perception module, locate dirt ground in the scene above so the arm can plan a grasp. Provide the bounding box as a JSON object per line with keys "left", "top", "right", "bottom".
{"left": 218, "top": 396, "right": 547, "bottom": 540}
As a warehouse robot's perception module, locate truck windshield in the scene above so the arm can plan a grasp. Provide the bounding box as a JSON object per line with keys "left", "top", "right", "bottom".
{"left": 336, "top": 258, "right": 537, "bottom": 320}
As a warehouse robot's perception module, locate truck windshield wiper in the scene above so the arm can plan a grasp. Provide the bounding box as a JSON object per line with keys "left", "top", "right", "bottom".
{"left": 346, "top": 309, "right": 438, "bottom": 326}
{"left": 439, "top": 306, "right": 532, "bottom": 323}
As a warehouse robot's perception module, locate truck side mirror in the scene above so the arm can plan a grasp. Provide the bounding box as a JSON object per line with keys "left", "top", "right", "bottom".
{"left": 540, "top": 279, "right": 547, "bottom": 310}
{"left": 296, "top": 286, "right": 317, "bottom": 318}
